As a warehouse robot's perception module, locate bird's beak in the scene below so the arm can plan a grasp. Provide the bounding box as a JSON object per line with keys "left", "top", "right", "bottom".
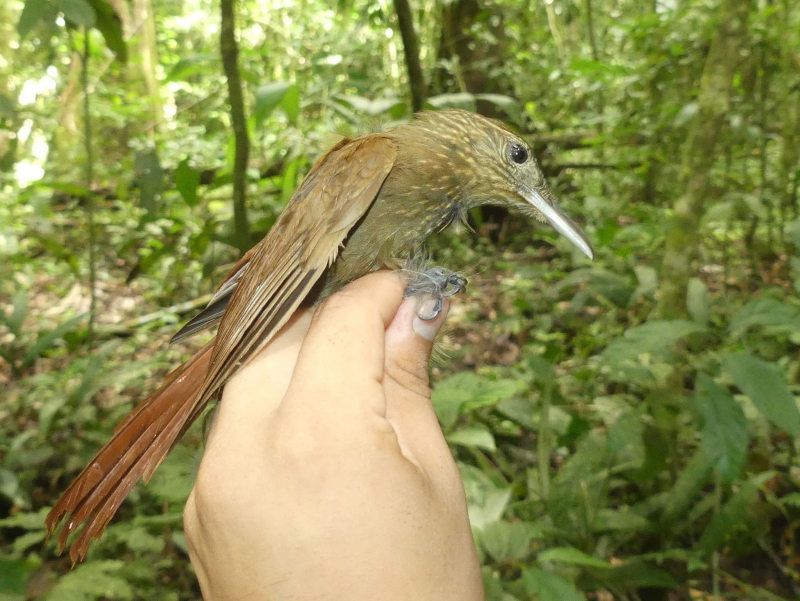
{"left": 521, "top": 185, "right": 594, "bottom": 260}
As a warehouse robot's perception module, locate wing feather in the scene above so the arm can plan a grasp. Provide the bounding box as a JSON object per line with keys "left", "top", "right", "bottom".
{"left": 198, "top": 134, "right": 396, "bottom": 417}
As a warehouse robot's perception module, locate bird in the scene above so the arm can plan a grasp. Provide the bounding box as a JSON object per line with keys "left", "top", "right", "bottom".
{"left": 45, "top": 109, "right": 593, "bottom": 563}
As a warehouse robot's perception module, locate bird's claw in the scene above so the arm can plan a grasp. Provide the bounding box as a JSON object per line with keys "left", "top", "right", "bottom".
{"left": 402, "top": 267, "right": 467, "bottom": 321}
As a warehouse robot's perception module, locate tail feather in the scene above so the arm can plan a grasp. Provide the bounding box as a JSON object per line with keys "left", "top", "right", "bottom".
{"left": 45, "top": 339, "right": 215, "bottom": 564}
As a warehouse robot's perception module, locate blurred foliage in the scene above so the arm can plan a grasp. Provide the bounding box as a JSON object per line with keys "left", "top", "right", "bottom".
{"left": 1, "top": 0, "right": 800, "bottom": 599}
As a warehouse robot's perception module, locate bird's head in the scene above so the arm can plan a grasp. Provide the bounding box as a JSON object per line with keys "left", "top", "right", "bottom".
{"left": 395, "top": 109, "right": 594, "bottom": 260}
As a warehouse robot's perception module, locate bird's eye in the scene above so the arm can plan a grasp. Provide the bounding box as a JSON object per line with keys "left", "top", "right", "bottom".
{"left": 509, "top": 143, "right": 529, "bottom": 165}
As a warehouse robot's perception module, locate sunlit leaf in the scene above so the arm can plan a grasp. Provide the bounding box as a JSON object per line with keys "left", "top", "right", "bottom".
{"left": 447, "top": 427, "right": 496, "bottom": 451}
{"left": 481, "top": 520, "right": 533, "bottom": 562}
{"left": 426, "top": 93, "right": 477, "bottom": 111}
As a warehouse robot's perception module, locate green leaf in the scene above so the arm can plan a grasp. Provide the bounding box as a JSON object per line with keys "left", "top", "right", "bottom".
{"left": 85, "top": 0, "right": 126, "bottom": 62}
{"left": 696, "top": 472, "right": 775, "bottom": 557}
{"left": 44, "top": 560, "right": 134, "bottom": 601}
{"left": 338, "top": 95, "right": 403, "bottom": 117}
{"left": 0, "top": 508, "right": 49, "bottom": 530}
{"left": 0, "top": 94, "right": 16, "bottom": 118}
{"left": 661, "top": 442, "right": 716, "bottom": 524}
{"left": 724, "top": 352, "right": 800, "bottom": 438}
{"left": 447, "top": 427, "right": 496, "bottom": 451}
{"left": 686, "top": 277, "right": 710, "bottom": 325}
{"left": 18, "top": 0, "right": 52, "bottom": 39}
{"left": 432, "top": 373, "right": 525, "bottom": 430}
{"left": 135, "top": 149, "right": 164, "bottom": 215}
{"left": 538, "top": 547, "right": 613, "bottom": 569}
{"left": 22, "top": 315, "right": 84, "bottom": 369}
{"left": 521, "top": 567, "right": 586, "bottom": 601}
{"left": 460, "top": 464, "right": 511, "bottom": 530}
{"left": 1, "top": 292, "right": 28, "bottom": 337}
{"left": 694, "top": 375, "right": 748, "bottom": 483}
{"left": 55, "top": 0, "right": 95, "bottom": 27}
{"left": 175, "top": 158, "right": 201, "bottom": 207}
{"left": 604, "top": 562, "right": 679, "bottom": 589}
{"left": 0, "top": 558, "right": 27, "bottom": 595}
{"left": 728, "top": 298, "right": 800, "bottom": 338}
{"left": 601, "top": 320, "right": 705, "bottom": 363}
{"left": 475, "top": 93, "right": 523, "bottom": 123}
{"left": 281, "top": 84, "right": 300, "bottom": 124}
{"left": 166, "top": 54, "right": 217, "bottom": 82}
{"left": 254, "top": 81, "right": 293, "bottom": 125}
{"left": 426, "top": 93, "right": 477, "bottom": 111}
{"left": 629, "top": 265, "right": 657, "bottom": 305}
{"left": 480, "top": 520, "right": 533, "bottom": 562}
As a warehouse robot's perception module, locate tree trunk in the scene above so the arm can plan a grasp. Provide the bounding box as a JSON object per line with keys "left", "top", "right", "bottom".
{"left": 656, "top": 0, "right": 754, "bottom": 318}
{"left": 220, "top": 0, "right": 251, "bottom": 255}
{"left": 393, "top": 0, "right": 426, "bottom": 112}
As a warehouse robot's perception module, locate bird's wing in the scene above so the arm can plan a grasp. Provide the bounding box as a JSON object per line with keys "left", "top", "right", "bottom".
{"left": 169, "top": 135, "right": 387, "bottom": 344}
{"left": 200, "top": 133, "right": 396, "bottom": 401}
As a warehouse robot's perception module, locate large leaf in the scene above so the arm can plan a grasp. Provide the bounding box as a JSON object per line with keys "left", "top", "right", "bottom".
{"left": 55, "top": 0, "right": 95, "bottom": 27}
{"left": 724, "top": 352, "right": 800, "bottom": 438}
{"left": 480, "top": 520, "right": 533, "bottom": 562}
{"left": 522, "top": 567, "right": 586, "bottom": 601}
{"left": 175, "top": 158, "right": 201, "bottom": 207}
{"left": 446, "top": 427, "right": 496, "bottom": 452}
{"left": 694, "top": 375, "right": 748, "bottom": 483}
{"left": 601, "top": 320, "right": 705, "bottom": 363}
{"left": 728, "top": 298, "right": 800, "bottom": 338}
{"left": 86, "top": 0, "right": 126, "bottom": 62}
{"left": 254, "top": 81, "right": 297, "bottom": 126}
{"left": 18, "top": 0, "right": 52, "bottom": 39}
{"left": 432, "top": 372, "right": 525, "bottom": 430}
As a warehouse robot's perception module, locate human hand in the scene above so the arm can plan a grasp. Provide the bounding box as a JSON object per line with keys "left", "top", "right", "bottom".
{"left": 183, "top": 271, "right": 484, "bottom": 601}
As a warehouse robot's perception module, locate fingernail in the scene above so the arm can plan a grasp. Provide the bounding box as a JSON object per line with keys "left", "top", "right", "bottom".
{"left": 412, "top": 299, "right": 448, "bottom": 341}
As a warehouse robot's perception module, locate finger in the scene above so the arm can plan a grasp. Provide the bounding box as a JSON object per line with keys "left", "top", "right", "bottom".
{"left": 291, "top": 271, "right": 406, "bottom": 396}
{"left": 208, "top": 309, "right": 314, "bottom": 449}
{"left": 384, "top": 296, "right": 449, "bottom": 397}
{"left": 382, "top": 298, "right": 456, "bottom": 475}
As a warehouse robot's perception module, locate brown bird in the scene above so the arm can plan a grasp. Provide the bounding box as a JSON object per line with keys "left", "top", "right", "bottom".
{"left": 46, "top": 109, "right": 593, "bottom": 563}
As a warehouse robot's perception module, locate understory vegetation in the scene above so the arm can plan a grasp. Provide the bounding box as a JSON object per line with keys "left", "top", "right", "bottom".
{"left": 1, "top": 0, "right": 800, "bottom": 599}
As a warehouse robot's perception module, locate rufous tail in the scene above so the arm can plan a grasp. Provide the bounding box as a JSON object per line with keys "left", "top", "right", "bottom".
{"left": 45, "top": 339, "right": 215, "bottom": 564}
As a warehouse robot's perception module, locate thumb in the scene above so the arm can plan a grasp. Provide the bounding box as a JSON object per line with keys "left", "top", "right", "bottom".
{"left": 383, "top": 296, "right": 449, "bottom": 398}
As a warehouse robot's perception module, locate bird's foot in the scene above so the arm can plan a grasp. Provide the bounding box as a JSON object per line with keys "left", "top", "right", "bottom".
{"left": 402, "top": 267, "right": 467, "bottom": 321}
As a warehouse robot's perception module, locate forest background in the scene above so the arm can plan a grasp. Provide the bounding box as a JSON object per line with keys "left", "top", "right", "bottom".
{"left": 1, "top": 0, "right": 800, "bottom": 599}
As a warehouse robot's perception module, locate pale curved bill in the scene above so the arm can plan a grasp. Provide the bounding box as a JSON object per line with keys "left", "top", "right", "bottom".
{"left": 522, "top": 186, "right": 594, "bottom": 260}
